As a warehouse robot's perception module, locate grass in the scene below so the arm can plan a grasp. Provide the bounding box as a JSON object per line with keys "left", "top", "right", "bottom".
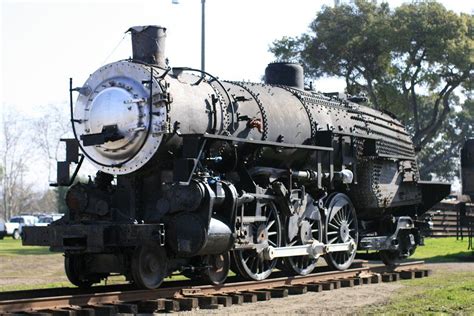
{"left": 363, "top": 237, "right": 474, "bottom": 315}
{"left": 410, "top": 237, "right": 474, "bottom": 262}
{"left": 365, "top": 271, "right": 474, "bottom": 315}
{"left": 0, "top": 238, "right": 53, "bottom": 256}
{"left": 0, "top": 282, "right": 74, "bottom": 292}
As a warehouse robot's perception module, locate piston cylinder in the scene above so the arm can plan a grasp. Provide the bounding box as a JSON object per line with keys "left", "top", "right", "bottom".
{"left": 167, "top": 213, "right": 233, "bottom": 256}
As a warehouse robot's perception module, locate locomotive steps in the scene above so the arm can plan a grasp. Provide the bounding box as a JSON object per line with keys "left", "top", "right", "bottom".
{"left": 0, "top": 261, "right": 430, "bottom": 315}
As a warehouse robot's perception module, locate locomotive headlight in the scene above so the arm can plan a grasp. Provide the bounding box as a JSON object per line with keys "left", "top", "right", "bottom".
{"left": 73, "top": 61, "right": 168, "bottom": 175}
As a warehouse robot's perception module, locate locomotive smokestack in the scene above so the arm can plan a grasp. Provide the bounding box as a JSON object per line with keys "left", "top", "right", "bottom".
{"left": 127, "top": 25, "right": 167, "bottom": 68}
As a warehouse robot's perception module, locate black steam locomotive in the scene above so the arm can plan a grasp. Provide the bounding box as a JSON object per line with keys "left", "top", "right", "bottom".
{"left": 24, "top": 26, "right": 449, "bottom": 289}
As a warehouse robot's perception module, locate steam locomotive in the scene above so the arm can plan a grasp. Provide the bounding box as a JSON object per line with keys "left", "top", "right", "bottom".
{"left": 24, "top": 26, "right": 450, "bottom": 289}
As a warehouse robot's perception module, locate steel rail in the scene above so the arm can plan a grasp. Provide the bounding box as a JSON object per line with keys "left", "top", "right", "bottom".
{"left": 0, "top": 261, "right": 425, "bottom": 313}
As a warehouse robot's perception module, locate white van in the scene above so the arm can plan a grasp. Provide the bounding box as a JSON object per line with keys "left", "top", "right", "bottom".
{"left": 5, "top": 215, "right": 38, "bottom": 239}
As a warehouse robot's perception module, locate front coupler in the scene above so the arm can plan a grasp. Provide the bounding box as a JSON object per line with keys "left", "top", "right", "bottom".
{"left": 22, "top": 223, "right": 165, "bottom": 253}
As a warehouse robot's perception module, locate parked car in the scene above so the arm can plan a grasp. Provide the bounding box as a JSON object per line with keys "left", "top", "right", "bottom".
{"left": 5, "top": 215, "right": 38, "bottom": 239}
{"left": 35, "top": 214, "right": 64, "bottom": 227}
{"left": 0, "top": 219, "right": 6, "bottom": 239}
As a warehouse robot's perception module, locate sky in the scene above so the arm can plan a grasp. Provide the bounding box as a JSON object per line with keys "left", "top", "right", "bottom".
{"left": 1, "top": 0, "right": 472, "bottom": 113}
{"left": 0, "top": 0, "right": 472, "bottom": 191}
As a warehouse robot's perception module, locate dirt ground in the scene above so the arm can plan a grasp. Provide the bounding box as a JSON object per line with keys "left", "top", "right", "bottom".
{"left": 0, "top": 254, "right": 68, "bottom": 288}
{"left": 184, "top": 282, "right": 404, "bottom": 315}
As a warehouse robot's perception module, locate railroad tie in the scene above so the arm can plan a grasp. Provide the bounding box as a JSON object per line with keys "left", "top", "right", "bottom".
{"left": 362, "top": 277, "right": 372, "bottom": 285}
{"left": 214, "top": 295, "right": 233, "bottom": 307}
{"left": 413, "top": 269, "right": 432, "bottom": 277}
{"left": 393, "top": 273, "right": 400, "bottom": 281}
{"left": 306, "top": 283, "right": 323, "bottom": 292}
{"left": 91, "top": 305, "right": 119, "bottom": 316}
{"left": 106, "top": 303, "right": 137, "bottom": 314}
{"left": 226, "top": 294, "right": 244, "bottom": 305}
{"left": 268, "top": 288, "right": 289, "bottom": 297}
{"left": 382, "top": 272, "right": 400, "bottom": 282}
{"left": 341, "top": 279, "right": 355, "bottom": 287}
{"left": 322, "top": 282, "right": 334, "bottom": 291}
{"left": 176, "top": 297, "right": 199, "bottom": 311}
{"left": 193, "top": 295, "right": 218, "bottom": 309}
{"left": 370, "top": 274, "right": 381, "bottom": 284}
{"left": 414, "top": 270, "right": 425, "bottom": 278}
{"left": 351, "top": 277, "right": 363, "bottom": 286}
{"left": 282, "top": 285, "right": 308, "bottom": 295}
{"left": 162, "top": 299, "right": 180, "bottom": 312}
{"left": 241, "top": 292, "right": 257, "bottom": 303}
{"left": 381, "top": 273, "right": 392, "bottom": 282}
{"left": 136, "top": 299, "right": 166, "bottom": 313}
{"left": 244, "top": 291, "right": 271, "bottom": 301}
{"left": 400, "top": 270, "right": 416, "bottom": 279}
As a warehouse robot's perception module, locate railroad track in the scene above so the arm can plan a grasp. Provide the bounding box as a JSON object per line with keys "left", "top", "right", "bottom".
{"left": 0, "top": 261, "right": 429, "bottom": 315}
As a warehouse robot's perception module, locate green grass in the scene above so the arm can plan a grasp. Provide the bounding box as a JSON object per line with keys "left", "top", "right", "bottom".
{"left": 0, "top": 282, "right": 74, "bottom": 292}
{"left": 364, "top": 237, "right": 474, "bottom": 315}
{"left": 410, "top": 237, "right": 474, "bottom": 262}
{"left": 0, "top": 238, "right": 53, "bottom": 256}
{"left": 366, "top": 271, "right": 474, "bottom": 315}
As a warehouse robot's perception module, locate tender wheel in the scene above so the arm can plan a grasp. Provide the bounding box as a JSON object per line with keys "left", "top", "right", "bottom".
{"left": 64, "top": 254, "right": 94, "bottom": 288}
{"left": 203, "top": 252, "right": 230, "bottom": 285}
{"left": 324, "top": 193, "right": 358, "bottom": 270}
{"left": 12, "top": 229, "right": 20, "bottom": 240}
{"left": 131, "top": 242, "right": 168, "bottom": 289}
{"left": 233, "top": 201, "right": 282, "bottom": 280}
{"left": 283, "top": 195, "right": 323, "bottom": 275}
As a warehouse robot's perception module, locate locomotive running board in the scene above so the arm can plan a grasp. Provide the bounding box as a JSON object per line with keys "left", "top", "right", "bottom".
{"left": 263, "top": 240, "right": 356, "bottom": 260}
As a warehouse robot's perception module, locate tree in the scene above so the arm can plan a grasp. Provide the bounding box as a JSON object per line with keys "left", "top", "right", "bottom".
{"left": 0, "top": 104, "right": 73, "bottom": 218}
{"left": 0, "top": 110, "right": 37, "bottom": 219}
{"left": 418, "top": 98, "right": 474, "bottom": 180}
{"left": 270, "top": 0, "right": 473, "bottom": 180}
{"left": 33, "top": 104, "right": 70, "bottom": 181}
{"left": 32, "top": 104, "right": 71, "bottom": 213}
{"left": 388, "top": 3, "right": 472, "bottom": 149}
